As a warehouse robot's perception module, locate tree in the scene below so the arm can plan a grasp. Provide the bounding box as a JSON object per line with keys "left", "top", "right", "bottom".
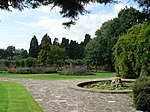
{"left": 29, "top": 35, "right": 40, "bottom": 58}
{"left": 38, "top": 33, "right": 52, "bottom": 65}
{"left": 77, "top": 34, "right": 92, "bottom": 59}
{"left": 113, "top": 22, "right": 150, "bottom": 78}
{"left": 84, "top": 39, "right": 100, "bottom": 71}
{"left": 51, "top": 45, "right": 67, "bottom": 64}
{"left": 20, "top": 49, "right": 28, "bottom": 58}
{"left": 134, "top": 0, "right": 150, "bottom": 14}
{"left": 25, "top": 57, "right": 36, "bottom": 67}
{"left": 0, "top": 49, "right": 5, "bottom": 59}
{"left": 5, "top": 46, "right": 15, "bottom": 60}
{"left": 40, "top": 33, "right": 52, "bottom": 50}
{"left": 60, "top": 37, "right": 69, "bottom": 48}
{"left": 94, "top": 7, "right": 146, "bottom": 71}
{"left": 68, "top": 40, "right": 80, "bottom": 59}
{"left": 53, "top": 38, "right": 59, "bottom": 46}
{"left": 83, "top": 34, "right": 91, "bottom": 46}
{"left": 13, "top": 48, "right": 28, "bottom": 60}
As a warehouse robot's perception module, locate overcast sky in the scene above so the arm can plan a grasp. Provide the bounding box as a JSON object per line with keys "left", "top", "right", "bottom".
{"left": 0, "top": 1, "right": 139, "bottom": 50}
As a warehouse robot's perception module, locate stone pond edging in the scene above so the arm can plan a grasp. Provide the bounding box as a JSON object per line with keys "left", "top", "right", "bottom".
{"left": 70, "top": 78, "right": 136, "bottom": 94}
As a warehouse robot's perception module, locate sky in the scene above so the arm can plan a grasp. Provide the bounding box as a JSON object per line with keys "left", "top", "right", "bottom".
{"left": 0, "top": 0, "right": 139, "bottom": 50}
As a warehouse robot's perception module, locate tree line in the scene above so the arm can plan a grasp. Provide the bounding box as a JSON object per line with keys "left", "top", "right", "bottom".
{"left": 84, "top": 6, "right": 149, "bottom": 78}
{"left": 0, "top": 33, "right": 91, "bottom": 68}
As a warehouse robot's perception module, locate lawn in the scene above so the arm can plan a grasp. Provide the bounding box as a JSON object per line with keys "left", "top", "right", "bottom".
{"left": 0, "top": 81, "right": 43, "bottom": 112}
{"left": 0, "top": 72, "right": 115, "bottom": 80}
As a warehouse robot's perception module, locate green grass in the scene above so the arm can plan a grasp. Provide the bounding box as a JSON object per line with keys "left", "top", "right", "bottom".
{"left": 0, "top": 81, "right": 43, "bottom": 112}
{"left": 0, "top": 72, "right": 115, "bottom": 80}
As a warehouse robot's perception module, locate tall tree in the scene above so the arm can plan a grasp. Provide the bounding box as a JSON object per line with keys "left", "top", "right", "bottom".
{"left": 93, "top": 7, "right": 146, "bottom": 71}
{"left": 40, "top": 33, "right": 52, "bottom": 50}
{"left": 60, "top": 38, "right": 69, "bottom": 54}
{"left": 53, "top": 38, "right": 59, "bottom": 46}
{"left": 84, "top": 39, "right": 100, "bottom": 70}
{"left": 68, "top": 40, "right": 80, "bottom": 59}
{"left": 38, "top": 34, "right": 52, "bottom": 65}
{"left": 29, "top": 35, "right": 39, "bottom": 58}
{"left": 0, "top": 49, "right": 5, "bottom": 59}
{"left": 83, "top": 34, "right": 91, "bottom": 46}
{"left": 79, "top": 34, "right": 92, "bottom": 59}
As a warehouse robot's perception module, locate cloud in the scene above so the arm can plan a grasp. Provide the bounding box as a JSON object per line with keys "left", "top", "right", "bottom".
{"left": 0, "top": 1, "right": 137, "bottom": 49}
{"left": 28, "top": 3, "right": 120, "bottom": 43}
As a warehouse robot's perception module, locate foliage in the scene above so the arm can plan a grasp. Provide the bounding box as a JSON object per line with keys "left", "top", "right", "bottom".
{"left": 85, "top": 7, "right": 146, "bottom": 72}
{"left": 29, "top": 35, "right": 40, "bottom": 58}
{"left": 5, "top": 46, "right": 15, "bottom": 60}
{"left": 133, "top": 76, "right": 150, "bottom": 111}
{"left": 15, "top": 68, "right": 33, "bottom": 74}
{"left": 60, "top": 65, "right": 94, "bottom": 75}
{"left": 67, "top": 40, "right": 80, "bottom": 59}
{"left": 51, "top": 45, "right": 68, "bottom": 64}
{"left": 83, "top": 81, "right": 133, "bottom": 90}
{"left": 14, "top": 67, "right": 59, "bottom": 74}
{"left": 84, "top": 39, "right": 100, "bottom": 70}
{"left": 134, "top": 0, "right": 150, "bottom": 14}
{"left": 7, "top": 68, "right": 16, "bottom": 73}
{"left": 0, "top": 81, "right": 43, "bottom": 112}
{"left": 113, "top": 22, "right": 150, "bottom": 78}
{"left": 38, "top": 34, "right": 52, "bottom": 65}
{"left": 25, "top": 57, "right": 37, "bottom": 67}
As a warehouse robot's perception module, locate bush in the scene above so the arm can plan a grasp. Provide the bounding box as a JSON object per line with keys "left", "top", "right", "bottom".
{"left": 113, "top": 22, "right": 150, "bottom": 78}
{"left": 7, "top": 68, "right": 16, "bottom": 73}
{"left": 133, "top": 76, "right": 150, "bottom": 111}
{"left": 60, "top": 65, "right": 94, "bottom": 75}
{"left": 15, "top": 67, "right": 59, "bottom": 74}
{"left": 25, "top": 57, "right": 36, "bottom": 67}
{"left": 16, "top": 68, "right": 33, "bottom": 74}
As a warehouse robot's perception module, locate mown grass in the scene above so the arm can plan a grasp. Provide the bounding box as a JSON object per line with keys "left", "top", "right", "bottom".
{"left": 0, "top": 81, "right": 43, "bottom": 112}
{"left": 0, "top": 72, "right": 116, "bottom": 80}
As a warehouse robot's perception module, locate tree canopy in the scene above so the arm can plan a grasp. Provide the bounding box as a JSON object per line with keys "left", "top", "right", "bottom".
{"left": 113, "top": 22, "right": 150, "bottom": 78}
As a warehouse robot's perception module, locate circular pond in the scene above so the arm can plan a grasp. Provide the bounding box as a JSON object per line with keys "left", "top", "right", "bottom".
{"left": 72, "top": 78, "right": 136, "bottom": 93}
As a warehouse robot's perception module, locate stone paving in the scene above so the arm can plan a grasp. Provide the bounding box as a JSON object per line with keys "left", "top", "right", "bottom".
{"left": 0, "top": 78, "right": 138, "bottom": 112}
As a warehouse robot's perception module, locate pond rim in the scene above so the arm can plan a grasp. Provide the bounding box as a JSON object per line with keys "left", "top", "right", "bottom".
{"left": 70, "top": 78, "right": 136, "bottom": 94}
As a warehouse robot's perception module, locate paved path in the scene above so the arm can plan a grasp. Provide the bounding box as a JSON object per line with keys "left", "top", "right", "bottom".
{"left": 0, "top": 78, "right": 137, "bottom": 112}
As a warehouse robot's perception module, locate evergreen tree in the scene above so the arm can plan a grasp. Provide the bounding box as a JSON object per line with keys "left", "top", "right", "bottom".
{"left": 68, "top": 40, "right": 80, "bottom": 59}
{"left": 29, "top": 35, "right": 39, "bottom": 58}
{"left": 53, "top": 38, "right": 59, "bottom": 46}
{"left": 38, "top": 34, "right": 52, "bottom": 65}
{"left": 83, "top": 34, "right": 91, "bottom": 46}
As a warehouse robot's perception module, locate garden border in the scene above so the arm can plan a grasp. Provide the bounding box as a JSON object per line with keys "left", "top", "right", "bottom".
{"left": 70, "top": 78, "right": 136, "bottom": 94}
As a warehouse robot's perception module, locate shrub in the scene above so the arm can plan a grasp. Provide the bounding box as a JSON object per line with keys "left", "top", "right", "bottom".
{"left": 60, "top": 65, "right": 94, "bottom": 75}
{"left": 25, "top": 57, "right": 36, "bottom": 67}
{"left": 133, "top": 76, "right": 150, "bottom": 111}
{"left": 113, "top": 22, "right": 150, "bottom": 78}
{"left": 7, "top": 68, "right": 16, "bottom": 73}
{"left": 16, "top": 68, "right": 33, "bottom": 74}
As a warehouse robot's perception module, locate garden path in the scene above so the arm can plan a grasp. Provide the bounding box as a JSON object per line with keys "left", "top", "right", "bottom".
{"left": 0, "top": 78, "right": 138, "bottom": 112}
